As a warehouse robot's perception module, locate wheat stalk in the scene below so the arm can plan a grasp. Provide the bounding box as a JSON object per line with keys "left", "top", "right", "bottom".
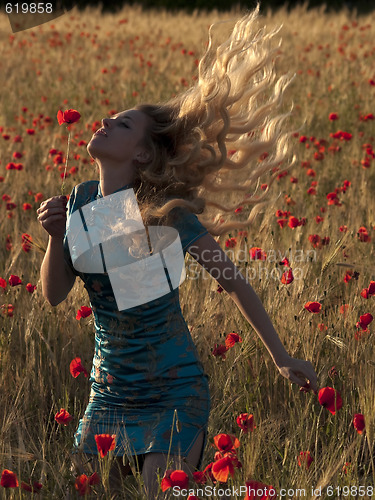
{"left": 320, "top": 230, "right": 352, "bottom": 275}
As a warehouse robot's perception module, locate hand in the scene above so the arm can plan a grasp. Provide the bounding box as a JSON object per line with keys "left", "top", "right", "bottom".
{"left": 37, "top": 195, "right": 68, "bottom": 239}
{"left": 276, "top": 356, "right": 318, "bottom": 394}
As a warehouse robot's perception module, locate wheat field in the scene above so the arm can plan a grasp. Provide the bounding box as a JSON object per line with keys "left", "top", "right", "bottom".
{"left": 0, "top": 2, "right": 374, "bottom": 499}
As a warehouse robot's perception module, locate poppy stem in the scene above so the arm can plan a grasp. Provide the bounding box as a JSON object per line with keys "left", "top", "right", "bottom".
{"left": 61, "top": 129, "right": 71, "bottom": 196}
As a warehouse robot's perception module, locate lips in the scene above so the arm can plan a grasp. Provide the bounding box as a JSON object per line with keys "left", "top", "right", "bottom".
{"left": 94, "top": 128, "right": 107, "bottom": 137}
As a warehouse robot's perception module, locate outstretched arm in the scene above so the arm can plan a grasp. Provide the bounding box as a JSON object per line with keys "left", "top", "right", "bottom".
{"left": 188, "top": 232, "right": 318, "bottom": 393}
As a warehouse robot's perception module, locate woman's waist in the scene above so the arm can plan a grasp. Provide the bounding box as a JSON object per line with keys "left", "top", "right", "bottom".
{"left": 87, "top": 375, "right": 211, "bottom": 409}
{"left": 94, "top": 313, "right": 188, "bottom": 340}
{"left": 91, "top": 356, "right": 207, "bottom": 384}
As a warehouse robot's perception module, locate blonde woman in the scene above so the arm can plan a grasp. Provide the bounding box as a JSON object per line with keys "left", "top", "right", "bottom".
{"left": 38, "top": 5, "right": 318, "bottom": 499}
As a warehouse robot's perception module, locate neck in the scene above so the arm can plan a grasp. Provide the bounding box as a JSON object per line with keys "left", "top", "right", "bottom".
{"left": 99, "top": 174, "right": 134, "bottom": 197}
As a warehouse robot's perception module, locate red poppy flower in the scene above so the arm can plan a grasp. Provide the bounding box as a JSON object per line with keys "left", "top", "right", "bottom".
{"left": 329, "top": 112, "right": 339, "bottom": 120}
{"left": 245, "top": 480, "right": 277, "bottom": 499}
{"left": 75, "top": 474, "right": 91, "bottom": 496}
{"left": 297, "top": 451, "right": 313, "bottom": 469}
{"left": 357, "top": 226, "right": 370, "bottom": 242}
{"left": 160, "top": 469, "right": 189, "bottom": 492}
{"left": 236, "top": 413, "right": 256, "bottom": 433}
{"left": 225, "top": 332, "right": 243, "bottom": 349}
{"left": 76, "top": 306, "right": 92, "bottom": 320}
{"left": 225, "top": 237, "right": 237, "bottom": 248}
{"left": 1, "top": 304, "right": 14, "bottom": 317}
{"left": 212, "top": 344, "right": 228, "bottom": 360}
{"left": 281, "top": 268, "right": 294, "bottom": 285}
{"left": 288, "top": 216, "right": 299, "bottom": 229}
{"left": 361, "top": 288, "right": 370, "bottom": 299}
{"left": 57, "top": 109, "right": 81, "bottom": 125}
{"left": 94, "top": 434, "right": 116, "bottom": 457}
{"left": 74, "top": 471, "right": 100, "bottom": 496}
{"left": 314, "top": 152, "right": 324, "bottom": 161}
{"left": 0, "top": 469, "right": 19, "bottom": 488}
{"left": 187, "top": 495, "right": 200, "bottom": 500}
{"left": 70, "top": 357, "right": 89, "bottom": 378}
{"left": 368, "top": 281, "right": 375, "bottom": 295}
{"left": 344, "top": 270, "right": 353, "bottom": 284}
{"left": 342, "top": 462, "right": 352, "bottom": 474}
{"left": 249, "top": 247, "right": 267, "bottom": 260}
{"left": 353, "top": 413, "right": 365, "bottom": 434}
{"left": 318, "top": 387, "right": 342, "bottom": 415}
{"left": 304, "top": 301, "right": 322, "bottom": 313}
{"left": 330, "top": 130, "right": 352, "bottom": 141}
{"left": 277, "top": 218, "right": 288, "bottom": 228}
{"left": 55, "top": 408, "right": 73, "bottom": 425}
{"left": 192, "top": 470, "right": 207, "bottom": 484}
{"left": 356, "top": 313, "right": 373, "bottom": 330}
{"left": 213, "top": 433, "right": 240, "bottom": 453}
{"left": 8, "top": 274, "right": 22, "bottom": 286}
{"left": 212, "top": 455, "right": 235, "bottom": 482}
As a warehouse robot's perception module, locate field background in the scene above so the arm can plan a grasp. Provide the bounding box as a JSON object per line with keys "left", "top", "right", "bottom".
{"left": 0, "top": 2, "right": 374, "bottom": 498}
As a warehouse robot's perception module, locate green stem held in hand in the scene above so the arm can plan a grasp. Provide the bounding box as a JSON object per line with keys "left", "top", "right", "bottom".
{"left": 60, "top": 130, "right": 71, "bottom": 197}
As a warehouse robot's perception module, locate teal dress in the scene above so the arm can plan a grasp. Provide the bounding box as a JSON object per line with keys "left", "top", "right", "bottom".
{"left": 63, "top": 180, "right": 210, "bottom": 468}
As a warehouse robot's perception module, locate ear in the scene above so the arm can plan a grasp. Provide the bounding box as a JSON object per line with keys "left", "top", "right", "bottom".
{"left": 134, "top": 148, "right": 151, "bottom": 164}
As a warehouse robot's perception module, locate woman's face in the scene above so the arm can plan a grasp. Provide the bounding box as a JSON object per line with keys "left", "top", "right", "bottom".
{"left": 87, "top": 109, "right": 150, "bottom": 166}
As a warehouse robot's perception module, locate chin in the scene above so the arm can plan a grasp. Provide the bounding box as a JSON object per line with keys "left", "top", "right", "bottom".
{"left": 87, "top": 140, "right": 100, "bottom": 159}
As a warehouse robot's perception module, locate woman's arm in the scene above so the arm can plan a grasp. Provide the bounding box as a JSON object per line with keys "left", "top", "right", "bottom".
{"left": 188, "top": 233, "right": 318, "bottom": 392}
{"left": 41, "top": 235, "right": 76, "bottom": 306}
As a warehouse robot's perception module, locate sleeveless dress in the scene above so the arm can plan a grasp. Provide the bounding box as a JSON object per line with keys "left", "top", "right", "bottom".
{"left": 62, "top": 180, "right": 210, "bottom": 469}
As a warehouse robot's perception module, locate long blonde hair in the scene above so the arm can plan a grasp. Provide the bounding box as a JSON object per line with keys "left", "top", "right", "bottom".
{"left": 132, "top": 4, "right": 295, "bottom": 236}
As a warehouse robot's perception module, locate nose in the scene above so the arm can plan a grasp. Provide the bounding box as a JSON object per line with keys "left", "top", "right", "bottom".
{"left": 102, "top": 118, "right": 110, "bottom": 128}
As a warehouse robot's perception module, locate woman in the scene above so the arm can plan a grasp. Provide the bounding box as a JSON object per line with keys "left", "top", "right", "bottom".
{"left": 38, "top": 6, "right": 318, "bottom": 498}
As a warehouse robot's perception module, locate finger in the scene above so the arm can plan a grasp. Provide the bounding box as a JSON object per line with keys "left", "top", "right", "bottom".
{"left": 39, "top": 213, "right": 67, "bottom": 223}
{"left": 288, "top": 367, "right": 314, "bottom": 387}
{"left": 38, "top": 208, "right": 66, "bottom": 220}
{"left": 295, "top": 364, "right": 318, "bottom": 390}
{"left": 288, "top": 373, "right": 306, "bottom": 386}
{"left": 295, "top": 372, "right": 318, "bottom": 393}
{"left": 303, "top": 368, "right": 318, "bottom": 392}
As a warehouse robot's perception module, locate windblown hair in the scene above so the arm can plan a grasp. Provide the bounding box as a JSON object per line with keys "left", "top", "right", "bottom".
{"left": 132, "top": 4, "right": 295, "bottom": 236}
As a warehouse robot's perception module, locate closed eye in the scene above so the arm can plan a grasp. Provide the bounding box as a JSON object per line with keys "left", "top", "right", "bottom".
{"left": 121, "top": 122, "right": 130, "bottom": 128}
